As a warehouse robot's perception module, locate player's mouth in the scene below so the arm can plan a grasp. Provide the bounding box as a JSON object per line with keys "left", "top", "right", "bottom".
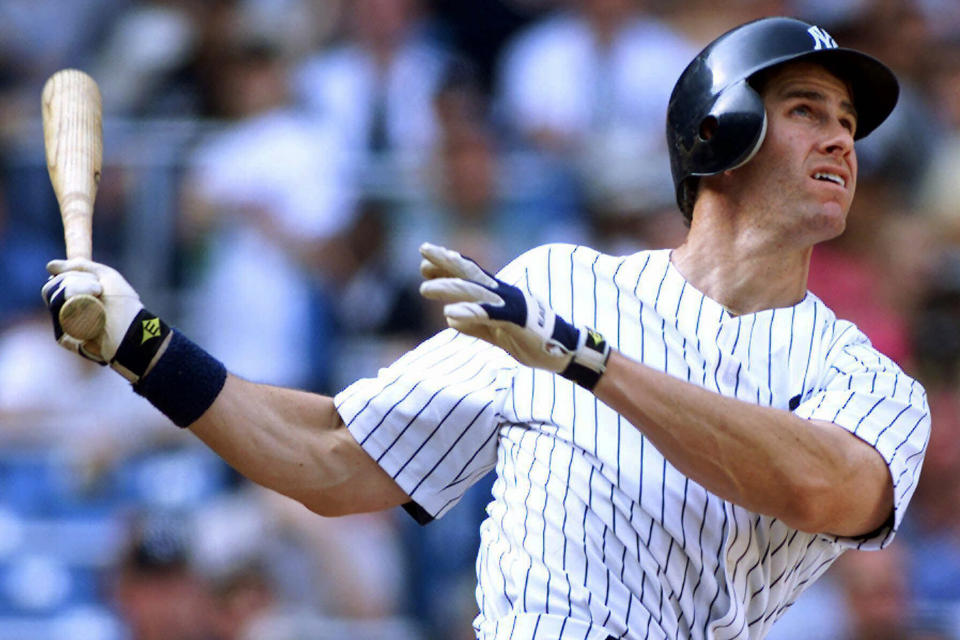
{"left": 810, "top": 168, "right": 848, "bottom": 189}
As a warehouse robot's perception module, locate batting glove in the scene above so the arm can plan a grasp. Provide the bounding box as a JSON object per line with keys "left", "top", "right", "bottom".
{"left": 42, "top": 259, "right": 170, "bottom": 383}
{"left": 418, "top": 243, "right": 610, "bottom": 390}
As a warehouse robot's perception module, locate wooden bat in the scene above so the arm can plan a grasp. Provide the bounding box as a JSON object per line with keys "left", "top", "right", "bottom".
{"left": 41, "top": 69, "right": 106, "bottom": 341}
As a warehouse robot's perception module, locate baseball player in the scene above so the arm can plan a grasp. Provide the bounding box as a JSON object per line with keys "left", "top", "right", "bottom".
{"left": 42, "top": 17, "right": 928, "bottom": 640}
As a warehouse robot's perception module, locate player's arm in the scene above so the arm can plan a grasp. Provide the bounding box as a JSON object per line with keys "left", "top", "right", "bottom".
{"left": 594, "top": 351, "right": 892, "bottom": 537}
{"left": 42, "top": 259, "right": 410, "bottom": 516}
{"left": 189, "top": 375, "right": 410, "bottom": 515}
{"left": 419, "top": 243, "right": 893, "bottom": 537}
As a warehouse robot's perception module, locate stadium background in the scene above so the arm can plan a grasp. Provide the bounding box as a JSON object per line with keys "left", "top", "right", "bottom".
{"left": 1, "top": 0, "right": 960, "bottom": 638}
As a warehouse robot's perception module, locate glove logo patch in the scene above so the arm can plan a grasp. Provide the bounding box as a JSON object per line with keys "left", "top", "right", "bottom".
{"left": 141, "top": 317, "right": 162, "bottom": 344}
{"left": 586, "top": 329, "right": 605, "bottom": 350}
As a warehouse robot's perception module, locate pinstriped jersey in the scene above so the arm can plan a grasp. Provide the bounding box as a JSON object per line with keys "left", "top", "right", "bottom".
{"left": 334, "top": 245, "right": 930, "bottom": 640}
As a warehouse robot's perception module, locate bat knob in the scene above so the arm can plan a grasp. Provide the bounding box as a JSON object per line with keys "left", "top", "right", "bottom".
{"left": 60, "top": 294, "right": 106, "bottom": 341}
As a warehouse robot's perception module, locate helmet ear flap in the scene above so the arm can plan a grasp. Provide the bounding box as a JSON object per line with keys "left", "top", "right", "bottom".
{"left": 690, "top": 80, "right": 767, "bottom": 176}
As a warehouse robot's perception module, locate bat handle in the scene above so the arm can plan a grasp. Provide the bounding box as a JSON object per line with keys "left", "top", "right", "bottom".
{"left": 59, "top": 206, "right": 105, "bottom": 342}
{"left": 59, "top": 246, "right": 106, "bottom": 341}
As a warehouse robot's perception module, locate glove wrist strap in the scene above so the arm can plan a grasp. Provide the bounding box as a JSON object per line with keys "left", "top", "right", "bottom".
{"left": 111, "top": 309, "right": 171, "bottom": 382}
{"left": 559, "top": 325, "right": 611, "bottom": 390}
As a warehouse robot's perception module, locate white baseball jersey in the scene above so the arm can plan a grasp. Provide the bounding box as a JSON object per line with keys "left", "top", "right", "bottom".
{"left": 335, "top": 245, "right": 930, "bottom": 640}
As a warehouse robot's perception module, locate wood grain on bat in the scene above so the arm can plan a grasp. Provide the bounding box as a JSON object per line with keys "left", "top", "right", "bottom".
{"left": 42, "top": 69, "right": 106, "bottom": 341}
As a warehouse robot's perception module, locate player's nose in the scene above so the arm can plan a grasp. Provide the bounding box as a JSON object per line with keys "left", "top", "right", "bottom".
{"left": 819, "top": 117, "right": 855, "bottom": 158}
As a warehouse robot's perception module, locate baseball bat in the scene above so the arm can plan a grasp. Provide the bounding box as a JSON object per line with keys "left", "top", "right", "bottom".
{"left": 41, "top": 69, "right": 106, "bottom": 341}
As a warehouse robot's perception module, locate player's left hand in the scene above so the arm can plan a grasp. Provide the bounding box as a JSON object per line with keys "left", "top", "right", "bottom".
{"left": 418, "top": 243, "right": 610, "bottom": 389}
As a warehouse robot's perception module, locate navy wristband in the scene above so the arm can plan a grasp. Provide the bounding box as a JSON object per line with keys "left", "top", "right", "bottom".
{"left": 133, "top": 330, "right": 227, "bottom": 428}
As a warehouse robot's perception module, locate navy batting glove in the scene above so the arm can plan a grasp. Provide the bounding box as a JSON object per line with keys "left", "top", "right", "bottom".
{"left": 418, "top": 243, "right": 610, "bottom": 389}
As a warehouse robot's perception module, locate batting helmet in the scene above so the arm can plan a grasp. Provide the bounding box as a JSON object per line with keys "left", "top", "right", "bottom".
{"left": 666, "top": 16, "right": 899, "bottom": 220}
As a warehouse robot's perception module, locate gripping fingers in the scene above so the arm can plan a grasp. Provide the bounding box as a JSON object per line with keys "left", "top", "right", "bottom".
{"left": 47, "top": 258, "right": 97, "bottom": 276}
{"left": 58, "top": 270, "right": 102, "bottom": 299}
{"left": 42, "top": 268, "right": 100, "bottom": 301}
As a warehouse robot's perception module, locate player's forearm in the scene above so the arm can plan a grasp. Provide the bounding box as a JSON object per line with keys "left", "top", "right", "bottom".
{"left": 594, "top": 351, "right": 892, "bottom": 535}
{"left": 186, "top": 375, "right": 410, "bottom": 516}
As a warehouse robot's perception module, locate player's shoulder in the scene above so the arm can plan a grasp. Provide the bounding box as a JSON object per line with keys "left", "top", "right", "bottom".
{"left": 804, "top": 291, "right": 913, "bottom": 376}
{"left": 801, "top": 290, "right": 867, "bottom": 347}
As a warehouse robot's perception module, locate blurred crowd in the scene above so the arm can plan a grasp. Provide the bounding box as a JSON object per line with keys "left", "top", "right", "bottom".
{"left": 1, "top": 0, "right": 960, "bottom": 638}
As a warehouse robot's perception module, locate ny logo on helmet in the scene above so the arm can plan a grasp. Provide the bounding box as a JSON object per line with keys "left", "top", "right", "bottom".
{"left": 807, "top": 26, "right": 837, "bottom": 50}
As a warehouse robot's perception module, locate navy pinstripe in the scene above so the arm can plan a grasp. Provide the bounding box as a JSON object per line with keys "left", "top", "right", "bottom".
{"left": 335, "top": 246, "right": 929, "bottom": 640}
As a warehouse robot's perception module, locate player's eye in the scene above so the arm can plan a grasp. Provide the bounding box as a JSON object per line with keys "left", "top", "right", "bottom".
{"left": 789, "top": 104, "right": 813, "bottom": 118}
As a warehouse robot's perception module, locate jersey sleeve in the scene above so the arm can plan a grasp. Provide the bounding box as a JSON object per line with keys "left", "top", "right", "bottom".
{"left": 793, "top": 328, "right": 930, "bottom": 550}
{"left": 333, "top": 249, "right": 545, "bottom": 522}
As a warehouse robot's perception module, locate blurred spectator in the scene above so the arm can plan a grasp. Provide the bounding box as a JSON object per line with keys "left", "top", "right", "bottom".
{"left": 428, "top": 0, "right": 552, "bottom": 94}
{"left": 179, "top": 38, "right": 357, "bottom": 389}
{"left": 911, "top": 253, "right": 960, "bottom": 386}
{"left": 0, "top": 0, "right": 118, "bottom": 85}
{"left": 109, "top": 513, "right": 217, "bottom": 640}
{"left": 89, "top": 0, "right": 330, "bottom": 119}
{"left": 661, "top": 0, "right": 790, "bottom": 46}
{"left": 402, "top": 64, "right": 581, "bottom": 266}
{"left": 494, "top": 0, "right": 694, "bottom": 210}
{"left": 900, "top": 257, "right": 960, "bottom": 634}
{"left": 0, "top": 310, "right": 191, "bottom": 484}
{"left": 257, "top": 490, "right": 408, "bottom": 619}
{"left": 327, "top": 65, "right": 584, "bottom": 385}
{"left": 190, "top": 482, "right": 408, "bottom": 626}
{"left": 327, "top": 197, "right": 430, "bottom": 338}
{"left": 235, "top": 0, "right": 344, "bottom": 60}
{"left": 763, "top": 570, "right": 849, "bottom": 640}
{"left": 91, "top": 0, "right": 201, "bottom": 117}
{"left": 294, "top": 0, "right": 453, "bottom": 161}
{"left": 0, "top": 0, "right": 120, "bottom": 145}
{"left": 0, "top": 163, "right": 59, "bottom": 329}
{"left": 915, "top": 0, "right": 960, "bottom": 40}
{"left": 588, "top": 196, "right": 689, "bottom": 257}
{"left": 400, "top": 474, "right": 494, "bottom": 640}
{"left": 916, "top": 34, "right": 960, "bottom": 240}
{"left": 408, "top": 85, "right": 585, "bottom": 271}
{"left": 771, "top": 545, "right": 954, "bottom": 640}
{"left": 208, "top": 561, "right": 278, "bottom": 640}
{"left": 832, "top": 547, "right": 952, "bottom": 640}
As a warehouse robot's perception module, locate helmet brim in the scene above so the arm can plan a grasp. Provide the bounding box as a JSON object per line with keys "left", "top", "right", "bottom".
{"left": 760, "top": 47, "right": 899, "bottom": 140}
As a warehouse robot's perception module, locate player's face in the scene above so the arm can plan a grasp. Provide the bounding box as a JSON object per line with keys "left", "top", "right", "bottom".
{"left": 733, "top": 62, "right": 858, "bottom": 242}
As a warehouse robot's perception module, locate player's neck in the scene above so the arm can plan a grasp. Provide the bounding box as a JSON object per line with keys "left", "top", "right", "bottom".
{"left": 671, "top": 216, "right": 812, "bottom": 316}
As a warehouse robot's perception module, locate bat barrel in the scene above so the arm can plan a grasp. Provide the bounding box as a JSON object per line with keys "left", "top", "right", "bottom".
{"left": 42, "top": 68, "right": 102, "bottom": 262}
{"left": 42, "top": 68, "right": 106, "bottom": 341}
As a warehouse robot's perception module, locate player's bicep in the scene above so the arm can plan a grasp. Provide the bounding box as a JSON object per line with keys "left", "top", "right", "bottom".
{"left": 300, "top": 417, "right": 412, "bottom": 516}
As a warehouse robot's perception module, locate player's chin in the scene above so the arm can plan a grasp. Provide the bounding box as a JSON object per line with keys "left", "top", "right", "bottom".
{"left": 807, "top": 200, "right": 849, "bottom": 240}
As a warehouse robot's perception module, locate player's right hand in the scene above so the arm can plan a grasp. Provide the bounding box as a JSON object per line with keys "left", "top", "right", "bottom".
{"left": 42, "top": 259, "right": 169, "bottom": 383}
